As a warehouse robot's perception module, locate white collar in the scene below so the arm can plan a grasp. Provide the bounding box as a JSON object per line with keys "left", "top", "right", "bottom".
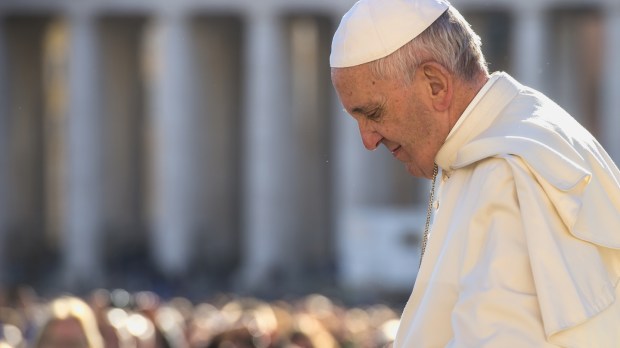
{"left": 435, "top": 72, "right": 520, "bottom": 171}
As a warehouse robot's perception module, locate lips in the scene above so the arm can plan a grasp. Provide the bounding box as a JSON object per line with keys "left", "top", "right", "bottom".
{"left": 391, "top": 145, "right": 402, "bottom": 157}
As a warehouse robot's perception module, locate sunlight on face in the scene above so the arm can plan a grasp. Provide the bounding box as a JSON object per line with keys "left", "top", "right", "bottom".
{"left": 332, "top": 64, "right": 445, "bottom": 178}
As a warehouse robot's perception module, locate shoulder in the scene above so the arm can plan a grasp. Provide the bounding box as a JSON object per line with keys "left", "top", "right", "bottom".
{"left": 449, "top": 155, "right": 519, "bottom": 192}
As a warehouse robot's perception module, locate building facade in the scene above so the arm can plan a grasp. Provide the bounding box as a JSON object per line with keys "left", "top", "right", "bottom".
{"left": 0, "top": 0, "right": 619, "bottom": 296}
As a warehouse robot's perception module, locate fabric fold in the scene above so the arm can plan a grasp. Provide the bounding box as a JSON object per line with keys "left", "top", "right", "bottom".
{"left": 506, "top": 155, "right": 616, "bottom": 341}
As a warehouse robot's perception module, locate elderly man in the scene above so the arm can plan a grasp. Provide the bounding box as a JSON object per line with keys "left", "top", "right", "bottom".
{"left": 331, "top": 0, "right": 620, "bottom": 346}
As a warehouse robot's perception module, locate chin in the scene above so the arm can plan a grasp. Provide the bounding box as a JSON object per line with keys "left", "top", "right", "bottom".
{"left": 406, "top": 163, "right": 433, "bottom": 179}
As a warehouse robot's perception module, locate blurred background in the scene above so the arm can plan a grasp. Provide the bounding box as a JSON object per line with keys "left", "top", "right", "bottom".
{"left": 0, "top": 0, "right": 619, "bottom": 313}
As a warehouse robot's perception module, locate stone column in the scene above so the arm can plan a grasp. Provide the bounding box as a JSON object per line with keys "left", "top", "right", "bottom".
{"left": 601, "top": 5, "right": 620, "bottom": 163}
{"left": 288, "top": 16, "right": 336, "bottom": 277}
{"left": 512, "top": 5, "right": 547, "bottom": 91}
{"left": 240, "top": 11, "right": 296, "bottom": 290}
{"left": 145, "top": 12, "right": 195, "bottom": 278}
{"left": 0, "top": 17, "right": 8, "bottom": 284}
{"left": 65, "top": 12, "right": 104, "bottom": 288}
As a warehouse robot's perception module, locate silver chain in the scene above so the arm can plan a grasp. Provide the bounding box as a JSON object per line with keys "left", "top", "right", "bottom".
{"left": 420, "top": 163, "right": 439, "bottom": 268}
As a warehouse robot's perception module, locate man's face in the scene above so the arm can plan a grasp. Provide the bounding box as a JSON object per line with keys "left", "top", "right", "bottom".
{"left": 332, "top": 64, "right": 447, "bottom": 179}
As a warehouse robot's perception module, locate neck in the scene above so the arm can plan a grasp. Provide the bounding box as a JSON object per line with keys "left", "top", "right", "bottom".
{"left": 448, "top": 71, "right": 489, "bottom": 131}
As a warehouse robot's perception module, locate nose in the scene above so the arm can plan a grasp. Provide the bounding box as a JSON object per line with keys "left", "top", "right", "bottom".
{"left": 358, "top": 121, "right": 383, "bottom": 151}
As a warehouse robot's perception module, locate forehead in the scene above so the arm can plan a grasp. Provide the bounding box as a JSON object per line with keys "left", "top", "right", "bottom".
{"left": 331, "top": 64, "right": 373, "bottom": 92}
{"left": 332, "top": 65, "right": 381, "bottom": 109}
{"left": 332, "top": 64, "right": 406, "bottom": 113}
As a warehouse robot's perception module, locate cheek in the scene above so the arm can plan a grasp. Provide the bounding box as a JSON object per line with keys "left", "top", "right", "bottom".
{"left": 400, "top": 105, "right": 439, "bottom": 160}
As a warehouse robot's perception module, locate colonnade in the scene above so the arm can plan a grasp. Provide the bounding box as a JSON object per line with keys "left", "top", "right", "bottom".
{"left": 0, "top": 0, "right": 618, "bottom": 293}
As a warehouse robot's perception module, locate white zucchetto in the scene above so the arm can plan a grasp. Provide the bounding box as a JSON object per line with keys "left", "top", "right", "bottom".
{"left": 330, "top": 0, "right": 450, "bottom": 68}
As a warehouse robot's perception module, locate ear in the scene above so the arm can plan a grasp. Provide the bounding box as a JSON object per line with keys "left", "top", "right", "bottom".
{"left": 421, "top": 62, "right": 453, "bottom": 111}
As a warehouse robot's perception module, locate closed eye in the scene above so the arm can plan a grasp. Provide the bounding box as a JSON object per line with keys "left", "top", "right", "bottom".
{"left": 351, "top": 103, "right": 384, "bottom": 121}
{"left": 366, "top": 107, "right": 382, "bottom": 121}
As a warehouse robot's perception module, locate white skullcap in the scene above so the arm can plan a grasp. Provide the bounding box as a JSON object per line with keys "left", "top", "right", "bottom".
{"left": 330, "top": 0, "right": 450, "bottom": 68}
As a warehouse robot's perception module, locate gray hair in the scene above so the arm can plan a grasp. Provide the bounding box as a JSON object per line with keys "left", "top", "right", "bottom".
{"left": 370, "top": 6, "right": 488, "bottom": 83}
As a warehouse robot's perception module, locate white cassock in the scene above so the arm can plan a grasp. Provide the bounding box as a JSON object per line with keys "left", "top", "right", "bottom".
{"left": 394, "top": 72, "right": 620, "bottom": 348}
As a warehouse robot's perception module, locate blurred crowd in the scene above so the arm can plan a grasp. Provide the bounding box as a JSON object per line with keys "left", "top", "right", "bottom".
{"left": 0, "top": 287, "right": 399, "bottom": 348}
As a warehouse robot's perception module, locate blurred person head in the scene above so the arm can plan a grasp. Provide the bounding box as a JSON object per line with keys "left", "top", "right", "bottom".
{"left": 267, "top": 301, "right": 295, "bottom": 346}
{"left": 285, "top": 331, "right": 314, "bottom": 348}
{"left": 105, "top": 306, "right": 160, "bottom": 348}
{"left": 205, "top": 327, "right": 255, "bottom": 348}
{"left": 213, "top": 297, "right": 278, "bottom": 348}
{"left": 155, "top": 304, "right": 188, "bottom": 348}
{"left": 189, "top": 302, "right": 223, "bottom": 346}
{"left": 299, "top": 294, "right": 349, "bottom": 344}
{"left": 375, "top": 319, "right": 400, "bottom": 348}
{"left": 290, "top": 313, "right": 338, "bottom": 348}
{"left": 342, "top": 307, "right": 371, "bottom": 347}
{"left": 124, "top": 311, "right": 158, "bottom": 348}
{"left": 190, "top": 296, "right": 280, "bottom": 348}
{"left": 133, "top": 291, "right": 174, "bottom": 348}
{"left": 0, "top": 307, "right": 26, "bottom": 335}
{"left": 88, "top": 289, "right": 122, "bottom": 348}
{"left": 1, "top": 286, "right": 41, "bottom": 342}
{"left": 1, "top": 323, "right": 25, "bottom": 348}
{"left": 34, "top": 295, "right": 104, "bottom": 348}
